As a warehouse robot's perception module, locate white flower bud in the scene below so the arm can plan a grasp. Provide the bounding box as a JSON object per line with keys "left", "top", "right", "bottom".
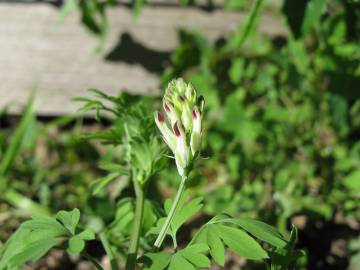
{"left": 185, "top": 84, "right": 196, "bottom": 105}
{"left": 180, "top": 100, "right": 193, "bottom": 132}
{"left": 155, "top": 78, "right": 205, "bottom": 177}
{"left": 190, "top": 107, "right": 202, "bottom": 155}
{"left": 163, "top": 101, "right": 180, "bottom": 126}
{"left": 173, "top": 121, "right": 190, "bottom": 176}
{"left": 154, "top": 111, "right": 176, "bottom": 152}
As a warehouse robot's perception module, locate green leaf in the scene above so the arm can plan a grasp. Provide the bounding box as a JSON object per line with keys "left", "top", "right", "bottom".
{"left": 217, "top": 224, "right": 268, "bottom": 260}
{"left": 343, "top": 170, "right": 360, "bottom": 191}
{"left": 77, "top": 229, "right": 95, "bottom": 240}
{"left": 179, "top": 244, "right": 211, "bottom": 268}
{"left": 302, "top": 0, "right": 328, "bottom": 35}
{"left": 98, "top": 162, "right": 129, "bottom": 174}
{"left": 207, "top": 226, "right": 225, "bottom": 266}
{"left": 229, "top": 218, "right": 287, "bottom": 248}
{"left": 151, "top": 195, "right": 203, "bottom": 248}
{"left": 90, "top": 172, "right": 123, "bottom": 195}
{"left": 67, "top": 229, "right": 95, "bottom": 255}
{"left": 60, "top": 0, "right": 78, "bottom": 19}
{"left": 56, "top": 208, "right": 81, "bottom": 235}
{"left": 67, "top": 235, "right": 85, "bottom": 255}
{"left": 133, "top": 0, "right": 145, "bottom": 18}
{"left": 168, "top": 254, "right": 196, "bottom": 270}
{"left": 270, "top": 226, "right": 304, "bottom": 270}
{"left": 0, "top": 209, "right": 86, "bottom": 269}
{"left": 0, "top": 90, "right": 36, "bottom": 189}
{"left": 171, "top": 197, "right": 203, "bottom": 234}
{"left": 7, "top": 238, "right": 63, "bottom": 267}
{"left": 142, "top": 252, "right": 172, "bottom": 270}
{"left": 22, "top": 215, "right": 68, "bottom": 236}
{"left": 229, "top": 58, "right": 245, "bottom": 84}
{"left": 143, "top": 244, "right": 209, "bottom": 270}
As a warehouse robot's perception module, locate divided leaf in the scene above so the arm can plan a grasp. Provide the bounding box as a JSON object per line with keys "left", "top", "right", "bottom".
{"left": 270, "top": 226, "right": 306, "bottom": 270}
{"left": 143, "top": 244, "right": 210, "bottom": 270}
{"left": 228, "top": 218, "right": 287, "bottom": 248}
{"left": 56, "top": 208, "right": 81, "bottom": 235}
{"left": 143, "top": 252, "right": 172, "bottom": 270}
{"left": 192, "top": 214, "right": 288, "bottom": 266}
{"left": 217, "top": 224, "right": 268, "bottom": 260}
{"left": 150, "top": 195, "right": 203, "bottom": 247}
{"left": 0, "top": 209, "right": 93, "bottom": 270}
{"left": 67, "top": 229, "right": 95, "bottom": 255}
{"left": 7, "top": 238, "right": 63, "bottom": 268}
{"left": 90, "top": 172, "right": 124, "bottom": 195}
{"left": 207, "top": 225, "right": 225, "bottom": 266}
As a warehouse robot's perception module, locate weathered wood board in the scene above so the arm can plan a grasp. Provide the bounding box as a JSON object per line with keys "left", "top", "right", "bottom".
{"left": 0, "top": 3, "right": 287, "bottom": 115}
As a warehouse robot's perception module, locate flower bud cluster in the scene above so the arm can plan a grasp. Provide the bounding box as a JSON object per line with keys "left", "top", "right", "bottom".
{"left": 155, "top": 78, "right": 204, "bottom": 176}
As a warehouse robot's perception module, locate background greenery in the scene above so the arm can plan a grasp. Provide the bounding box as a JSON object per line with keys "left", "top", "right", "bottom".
{"left": 1, "top": 0, "right": 359, "bottom": 269}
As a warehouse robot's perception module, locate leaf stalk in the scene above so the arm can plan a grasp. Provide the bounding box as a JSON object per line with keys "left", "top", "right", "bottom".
{"left": 125, "top": 170, "right": 145, "bottom": 270}
{"left": 154, "top": 173, "right": 187, "bottom": 248}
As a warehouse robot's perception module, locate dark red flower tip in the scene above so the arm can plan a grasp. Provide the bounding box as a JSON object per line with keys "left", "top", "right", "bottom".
{"left": 173, "top": 122, "right": 181, "bottom": 137}
{"left": 157, "top": 111, "right": 165, "bottom": 122}
{"left": 192, "top": 108, "right": 198, "bottom": 119}
{"left": 164, "top": 102, "right": 171, "bottom": 112}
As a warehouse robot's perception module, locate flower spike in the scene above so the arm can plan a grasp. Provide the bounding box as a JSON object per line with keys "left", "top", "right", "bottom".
{"left": 154, "top": 78, "right": 205, "bottom": 176}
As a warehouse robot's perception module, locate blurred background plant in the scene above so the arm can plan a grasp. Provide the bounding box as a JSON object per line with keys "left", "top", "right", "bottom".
{"left": 0, "top": 0, "right": 359, "bottom": 269}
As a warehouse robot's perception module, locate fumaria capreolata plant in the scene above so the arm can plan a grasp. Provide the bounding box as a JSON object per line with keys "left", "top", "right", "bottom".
{"left": 0, "top": 79, "right": 304, "bottom": 270}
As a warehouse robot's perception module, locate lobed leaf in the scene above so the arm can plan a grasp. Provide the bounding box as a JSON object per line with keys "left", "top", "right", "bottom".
{"left": 207, "top": 226, "right": 225, "bottom": 266}
{"left": 217, "top": 224, "right": 268, "bottom": 260}
{"left": 56, "top": 208, "right": 81, "bottom": 235}
{"left": 228, "top": 218, "right": 287, "bottom": 248}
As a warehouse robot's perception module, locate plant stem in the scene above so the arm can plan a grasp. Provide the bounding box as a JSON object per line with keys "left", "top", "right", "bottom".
{"left": 3, "top": 189, "right": 50, "bottom": 216}
{"left": 154, "top": 174, "right": 187, "bottom": 248}
{"left": 99, "top": 231, "right": 119, "bottom": 270}
{"left": 125, "top": 171, "right": 145, "bottom": 270}
{"left": 82, "top": 251, "right": 105, "bottom": 270}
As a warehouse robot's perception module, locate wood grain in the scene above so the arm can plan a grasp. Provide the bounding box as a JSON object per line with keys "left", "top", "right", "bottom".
{"left": 0, "top": 3, "right": 286, "bottom": 115}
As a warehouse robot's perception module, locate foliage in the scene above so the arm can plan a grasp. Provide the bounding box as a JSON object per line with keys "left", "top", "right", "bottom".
{"left": 0, "top": 209, "right": 94, "bottom": 269}
{"left": 0, "top": 87, "right": 302, "bottom": 269}
{"left": 1, "top": 0, "right": 360, "bottom": 269}
{"left": 159, "top": 0, "right": 360, "bottom": 268}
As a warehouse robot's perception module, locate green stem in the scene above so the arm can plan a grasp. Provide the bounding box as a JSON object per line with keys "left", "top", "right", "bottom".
{"left": 125, "top": 172, "right": 145, "bottom": 270}
{"left": 82, "top": 251, "right": 105, "bottom": 270}
{"left": 99, "top": 231, "right": 119, "bottom": 270}
{"left": 3, "top": 189, "right": 50, "bottom": 216}
{"left": 154, "top": 174, "right": 187, "bottom": 248}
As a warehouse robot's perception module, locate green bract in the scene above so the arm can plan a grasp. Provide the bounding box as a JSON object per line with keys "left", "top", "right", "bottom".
{"left": 155, "top": 78, "right": 205, "bottom": 176}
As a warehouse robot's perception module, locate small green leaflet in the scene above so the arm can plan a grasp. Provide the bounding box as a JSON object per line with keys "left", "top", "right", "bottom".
{"left": 90, "top": 172, "right": 124, "bottom": 195}
{"left": 343, "top": 170, "right": 360, "bottom": 191}
{"left": 192, "top": 214, "right": 287, "bottom": 266}
{"left": 0, "top": 209, "right": 94, "bottom": 269}
{"left": 56, "top": 208, "right": 81, "bottom": 235}
{"left": 0, "top": 216, "right": 67, "bottom": 269}
{"left": 107, "top": 198, "right": 159, "bottom": 243}
{"left": 226, "top": 218, "right": 287, "bottom": 248}
{"left": 150, "top": 194, "right": 203, "bottom": 247}
{"left": 90, "top": 162, "right": 129, "bottom": 195}
{"left": 301, "top": 0, "right": 328, "bottom": 35}
{"left": 270, "top": 226, "right": 306, "bottom": 270}
{"left": 216, "top": 224, "right": 268, "bottom": 260}
{"left": 142, "top": 244, "right": 210, "bottom": 270}
{"left": 67, "top": 229, "right": 95, "bottom": 255}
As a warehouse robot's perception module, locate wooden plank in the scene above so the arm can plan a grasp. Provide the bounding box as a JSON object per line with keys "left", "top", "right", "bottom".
{"left": 0, "top": 3, "right": 287, "bottom": 115}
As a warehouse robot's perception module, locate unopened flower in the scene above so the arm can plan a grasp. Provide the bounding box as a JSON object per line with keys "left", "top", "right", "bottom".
{"left": 155, "top": 78, "right": 204, "bottom": 176}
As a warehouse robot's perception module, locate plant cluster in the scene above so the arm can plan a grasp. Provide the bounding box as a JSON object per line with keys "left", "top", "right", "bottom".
{"left": 0, "top": 81, "right": 303, "bottom": 270}
{"left": 0, "top": 0, "right": 359, "bottom": 269}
